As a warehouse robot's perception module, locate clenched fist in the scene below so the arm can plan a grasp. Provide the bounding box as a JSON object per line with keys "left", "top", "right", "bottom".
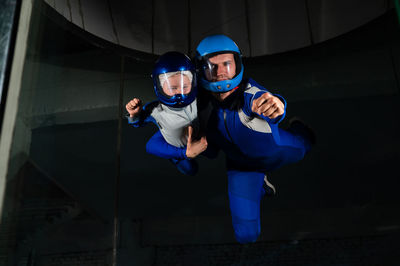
{"left": 251, "top": 92, "right": 284, "bottom": 119}
{"left": 125, "top": 98, "right": 142, "bottom": 118}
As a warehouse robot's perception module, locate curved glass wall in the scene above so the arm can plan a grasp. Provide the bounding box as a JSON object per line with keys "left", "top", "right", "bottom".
{"left": 0, "top": 1, "right": 399, "bottom": 265}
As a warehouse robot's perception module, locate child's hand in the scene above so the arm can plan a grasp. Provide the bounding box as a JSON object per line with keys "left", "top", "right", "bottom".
{"left": 126, "top": 98, "right": 142, "bottom": 118}
{"left": 186, "top": 126, "right": 208, "bottom": 159}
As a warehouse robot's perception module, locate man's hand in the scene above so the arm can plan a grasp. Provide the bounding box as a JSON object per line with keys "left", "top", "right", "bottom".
{"left": 126, "top": 98, "right": 142, "bottom": 118}
{"left": 251, "top": 92, "right": 284, "bottom": 119}
{"left": 185, "top": 126, "right": 208, "bottom": 159}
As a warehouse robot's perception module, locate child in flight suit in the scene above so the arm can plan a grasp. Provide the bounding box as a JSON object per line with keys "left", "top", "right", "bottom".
{"left": 126, "top": 51, "right": 207, "bottom": 175}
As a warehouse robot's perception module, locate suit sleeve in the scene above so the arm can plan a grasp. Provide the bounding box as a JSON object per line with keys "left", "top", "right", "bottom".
{"left": 251, "top": 90, "right": 286, "bottom": 124}
{"left": 145, "top": 130, "right": 188, "bottom": 160}
{"left": 243, "top": 79, "right": 287, "bottom": 124}
{"left": 126, "top": 101, "right": 159, "bottom": 127}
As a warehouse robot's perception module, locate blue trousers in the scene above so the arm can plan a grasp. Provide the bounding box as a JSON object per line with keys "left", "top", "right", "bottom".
{"left": 228, "top": 170, "right": 266, "bottom": 243}
{"left": 227, "top": 126, "right": 311, "bottom": 243}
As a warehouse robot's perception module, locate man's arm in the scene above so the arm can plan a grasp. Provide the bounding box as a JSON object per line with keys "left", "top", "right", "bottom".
{"left": 243, "top": 79, "right": 286, "bottom": 124}
{"left": 251, "top": 91, "right": 286, "bottom": 123}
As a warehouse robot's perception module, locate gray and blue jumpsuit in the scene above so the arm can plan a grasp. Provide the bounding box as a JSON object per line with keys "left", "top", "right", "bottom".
{"left": 127, "top": 99, "right": 199, "bottom": 176}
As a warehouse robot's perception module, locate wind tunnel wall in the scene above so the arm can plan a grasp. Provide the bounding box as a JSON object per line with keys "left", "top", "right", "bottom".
{"left": 0, "top": 1, "right": 399, "bottom": 265}
{"left": 43, "top": 0, "right": 394, "bottom": 57}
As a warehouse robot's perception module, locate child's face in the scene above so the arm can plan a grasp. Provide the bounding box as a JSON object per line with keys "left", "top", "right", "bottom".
{"left": 161, "top": 73, "right": 192, "bottom": 97}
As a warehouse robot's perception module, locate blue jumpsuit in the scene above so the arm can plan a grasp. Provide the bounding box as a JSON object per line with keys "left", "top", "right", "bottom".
{"left": 203, "top": 78, "right": 311, "bottom": 243}
{"left": 129, "top": 78, "right": 311, "bottom": 243}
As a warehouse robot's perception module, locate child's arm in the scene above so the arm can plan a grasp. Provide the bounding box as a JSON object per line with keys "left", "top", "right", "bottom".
{"left": 125, "top": 98, "right": 158, "bottom": 127}
{"left": 146, "top": 126, "right": 208, "bottom": 160}
{"left": 126, "top": 98, "right": 142, "bottom": 119}
{"left": 146, "top": 131, "right": 188, "bottom": 160}
{"left": 126, "top": 98, "right": 145, "bottom": 126}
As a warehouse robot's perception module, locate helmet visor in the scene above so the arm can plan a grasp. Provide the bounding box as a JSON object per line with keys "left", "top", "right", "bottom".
{"left": 158, "top": 71, "right": 193, "bottom": 98}
{"left": 201, "top": 53, "right": 237, "bottom": 82}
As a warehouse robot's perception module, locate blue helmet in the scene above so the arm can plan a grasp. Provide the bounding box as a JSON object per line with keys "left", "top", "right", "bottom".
{"left": 195, "top": 35, "right": 243, "bottom": 92}
{"left": 152, "top": 51, "right": 197, "bottom": 108}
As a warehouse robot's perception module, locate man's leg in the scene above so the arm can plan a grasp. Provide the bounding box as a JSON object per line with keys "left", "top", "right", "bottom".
{"left": 227, "top": 169, "right": 265, "bottom": 244}
{"left": 278, "top": 118, "right": 316, "bottom": 154}
{"left": 266, "top": 125, "right": 314, "bottom": 171}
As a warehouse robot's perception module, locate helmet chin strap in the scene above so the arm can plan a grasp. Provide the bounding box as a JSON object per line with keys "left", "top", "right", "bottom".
{"left": 229, "top": 85, "right": 239, "bottom": 93}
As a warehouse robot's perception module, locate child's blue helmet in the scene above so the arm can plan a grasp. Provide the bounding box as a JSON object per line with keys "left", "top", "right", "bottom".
{"left": 195, "top": 35, "right": 243, "bottom": 92}
{"left": 152, "top": 51, "right": 197, "bottom": 108}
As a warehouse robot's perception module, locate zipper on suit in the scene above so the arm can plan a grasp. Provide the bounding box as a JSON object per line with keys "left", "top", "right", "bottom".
{"left": 223, "top": 110, "right": 234, "bottom": 143}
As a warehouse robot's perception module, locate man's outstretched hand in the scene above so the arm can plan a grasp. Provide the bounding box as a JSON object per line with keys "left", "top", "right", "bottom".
{"left": 251, "top": 92, "right": 284, "bottom": 119}
{"left": 126, "top": 98, "right": 142, "bottom": 118}
{"left": 185, "top": 126, "right": 208, "bottom": 159}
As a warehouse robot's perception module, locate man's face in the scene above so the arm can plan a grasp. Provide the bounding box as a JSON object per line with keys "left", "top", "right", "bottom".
{"left": 204, "top": 53, "right": 236, "bottom": 82}
{"left": 161, "top": 73, "right": 192, "bottom": 97}
{"left": 203, "top": 53, "right": 238, "bottom": 102}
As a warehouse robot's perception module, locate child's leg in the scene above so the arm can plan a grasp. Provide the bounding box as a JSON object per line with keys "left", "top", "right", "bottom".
{"left": 169, "top": 158, "right": 198, "bottom": 176}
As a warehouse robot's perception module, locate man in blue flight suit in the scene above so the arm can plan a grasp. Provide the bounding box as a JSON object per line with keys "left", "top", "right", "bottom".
{"left": 195, "top": 34, "right": 314, "bottom": 244}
